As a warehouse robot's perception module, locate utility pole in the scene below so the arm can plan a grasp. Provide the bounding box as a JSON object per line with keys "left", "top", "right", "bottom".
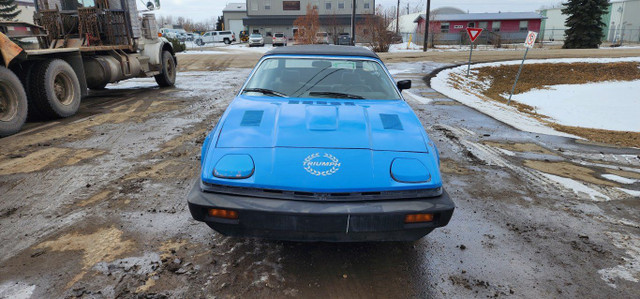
{"left": 396, "top": 0, "right": 400, "bottom": 33}
{"left": 350, "top": 0, "right": 356, "bottom": 45}
{"left": 422, "top": 0, "right": 431, "bottom": 52}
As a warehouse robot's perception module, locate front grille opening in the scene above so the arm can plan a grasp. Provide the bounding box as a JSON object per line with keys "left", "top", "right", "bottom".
{"left": 288, "top": 100, "right": 300, "bottom": 104}
{"left": 303, "top": 101, "right": 313, "bottom": 104}
{"left": 263, "top": 189, "right": 283, "bottom": 194}
{"left": 362, "top": 192, "right": 381, "bottom": 196}
{"left": 294, "top": 191, "right": 314, "bottom": 196}
{"left": 316, "top": 101, "right": 327, "bottom": 105}
{"left": 330, "top": 193, "right": 350, "bottom": 197}
{"left": 330, "top": 102, "right": 341, "bottom": 106}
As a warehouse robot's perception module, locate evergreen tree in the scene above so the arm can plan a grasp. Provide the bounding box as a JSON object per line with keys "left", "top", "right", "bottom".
{"left": 215, "top": 16, "right": 224, "bottom": 31}
{"left": 562, "top": 0, "right": 609, "bottom": 48}
{"left": 0, "top": 0, "right": 20, "bottom": 21}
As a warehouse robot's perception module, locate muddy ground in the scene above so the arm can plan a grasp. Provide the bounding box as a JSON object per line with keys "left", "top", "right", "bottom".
{"left": 1, "top": 51, "right": 639, "bottom": 298}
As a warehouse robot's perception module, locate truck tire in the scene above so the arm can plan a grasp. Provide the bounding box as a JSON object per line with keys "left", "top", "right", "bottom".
{"left": 30, "top": 59, "right": 81, "bottom": 119}
{"left": 224, "top": 38, "right": 231, "bottom": 45}
{"left": 16, "top": 62, "right": 44, "bottom": 120}
{"left": 0, "top": 66, "right": 28, "bottom": 137}
{"left": 154, "top": 51, "right": 176, "bottom": 87}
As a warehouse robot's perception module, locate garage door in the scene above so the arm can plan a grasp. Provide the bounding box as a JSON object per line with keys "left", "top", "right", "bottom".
{"left": 229, "top": 20, "right": 244, "bottom": 37}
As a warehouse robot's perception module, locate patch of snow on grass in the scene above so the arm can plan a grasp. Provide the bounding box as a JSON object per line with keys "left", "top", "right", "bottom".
{"left": 539, "top": 172, "right": 610, "bottom": 201}
{"left": 512, "top": 80, "right": 640, "bottom": 132}
{"left": 431, "top": 57, "right": 640, "bottom": 137}
{"left": 603, "top": 174, "right": 640, "bottom": 185}
{"left": 0, "top": 281, "right": 36, "bottom": 299}
{"left": 432, "top": 67, "right": 578, "bottom": 138}
{"left": 388, "top": 42, "right": 422, "bottom": 52}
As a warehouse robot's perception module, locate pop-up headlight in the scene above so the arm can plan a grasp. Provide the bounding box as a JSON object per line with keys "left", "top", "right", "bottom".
{"left": 213, "top": 154, "right": 255, "bottom": 179}
{"left": 391, "top": 158, "right": 431, "bottom": 183}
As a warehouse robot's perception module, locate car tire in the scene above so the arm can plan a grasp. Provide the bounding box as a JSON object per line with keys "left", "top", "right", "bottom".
{"left": 29, "top": 59, "right": 81, "bottom": 119}
{"left": 224, "top": 38, "right": 231, "bottom": 45}
{"left": 0, "top": 66, "right": 28, "bottom": 137}
{"left": 154, "top": 50, "right": 177, "bottom": 87}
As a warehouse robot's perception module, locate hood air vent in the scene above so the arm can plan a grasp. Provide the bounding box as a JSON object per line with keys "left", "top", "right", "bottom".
{"left": 380, "top": 114, "right": 403, "bottom": 130}
{"left": 240, "top": 110, "right": 264, "bottom": 126}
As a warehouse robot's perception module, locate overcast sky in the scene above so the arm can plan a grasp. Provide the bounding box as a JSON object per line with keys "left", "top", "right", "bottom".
{"left": 151, "top": 0, "right": 564, "bottom": 23}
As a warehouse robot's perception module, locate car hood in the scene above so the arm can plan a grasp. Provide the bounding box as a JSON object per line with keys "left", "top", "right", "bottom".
{"left": 215, "top": 95, "right": 429, "bottom": 152}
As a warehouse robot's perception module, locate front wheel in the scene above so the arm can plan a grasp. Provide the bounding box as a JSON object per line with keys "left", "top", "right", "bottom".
{"left": 154, "top": 50, "right": 176, "bottom": 87}
{"left": 224, "top": 38, "right": 231, "bottom": 45}
{"left": 0, "top": 66, "right": 28, "bottom": 137}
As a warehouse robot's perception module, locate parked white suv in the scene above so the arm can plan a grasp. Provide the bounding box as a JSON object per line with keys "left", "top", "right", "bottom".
{"left": 196, "top": 31, "right": 235, "bottom": 46}
{"left": 272, "top": 33, "right": 287, "bottom": 46}
{"left": 248, "top": 33, "right": 265, "bottom": 47}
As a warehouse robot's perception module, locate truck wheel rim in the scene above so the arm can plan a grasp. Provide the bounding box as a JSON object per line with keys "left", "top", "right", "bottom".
{"left": 53, "top": 72, "right": 74, "bottom": 105}
{"left": 165, "top": 56, "right": 175, "bottom": 80}
{"left": 0, "top": 81, "right": 18, "bottom": 122}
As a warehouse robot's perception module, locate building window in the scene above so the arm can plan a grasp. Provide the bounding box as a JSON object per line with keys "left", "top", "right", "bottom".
{"left": 283, "top": 1, "right": 301, "bottom": 10}
{"left": 492, "top": 21, "right": 501, "bottom": 32}
{"left": 467, "top": 22, "right": 475, "bottom": 28}
{"left": 479, "top": 22, "right": 488, "bottom": 29}
{"left": 251, "top": 0, "right": 258, "bottom": 11}
{"left": 265, "top": 0, "right": 271, "bottom": 10}
{"left": 338, "top": 2, "right": 345, "bottom": 9}
{"left": 364, "top": 2, "right": 370, "bottom": 9}
{"left": 441, "top": 22, "right": 450, "bottom": 33}
{"left": 266, "top": 28, "right": 272, "bottom": 37}
{"left": 519, "top": 21, "right": 529, "bottom": 32}
{"left": 325, "top": 2, "right": 331, "bottom": 10}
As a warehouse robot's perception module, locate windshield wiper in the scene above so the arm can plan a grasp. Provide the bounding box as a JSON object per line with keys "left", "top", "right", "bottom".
{"left": 308, "top": 91, "right": 364, "bottom": 99}
{"left": 243, "top": 88, "right": 288, "bottom": 98}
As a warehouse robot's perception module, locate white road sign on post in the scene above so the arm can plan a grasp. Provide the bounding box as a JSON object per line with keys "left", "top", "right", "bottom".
{"left": 524, "top": 31, "right": 538, "bottom": 49}
{"left": 508, "top": 31, "right": 538, "bottom": 105}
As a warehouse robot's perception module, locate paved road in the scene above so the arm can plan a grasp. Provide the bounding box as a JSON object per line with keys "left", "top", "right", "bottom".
{"left": 0, "top": 60, "right": 638, "bottom": 298}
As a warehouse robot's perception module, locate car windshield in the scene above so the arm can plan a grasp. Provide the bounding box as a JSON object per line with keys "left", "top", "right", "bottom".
{"left": 275, "top": 33, "right": 284, "bottom": 37}
{"left": 250, "top": 34, "right": 261, "bottom": 38}
{"left": 243, "top": 57, "right": 401, "bottom": 100}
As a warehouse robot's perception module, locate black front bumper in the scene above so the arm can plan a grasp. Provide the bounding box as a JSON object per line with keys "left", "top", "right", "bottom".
{"left": 187, "top": 182, "right": 455, "bottom": 242}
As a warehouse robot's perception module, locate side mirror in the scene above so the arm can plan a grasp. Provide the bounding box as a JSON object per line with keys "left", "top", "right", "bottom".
{"left": 397, "top": 80, "right": 411, "bottom": 91}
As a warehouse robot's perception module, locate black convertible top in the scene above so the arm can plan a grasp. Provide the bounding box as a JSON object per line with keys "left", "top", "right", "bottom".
{"left": 264, "top": 45, "right": 380, "bottom": 59}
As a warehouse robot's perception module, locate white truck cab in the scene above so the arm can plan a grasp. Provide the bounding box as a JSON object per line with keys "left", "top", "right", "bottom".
{"left": 196, "top": 31, "right": 235, "bottom": 46}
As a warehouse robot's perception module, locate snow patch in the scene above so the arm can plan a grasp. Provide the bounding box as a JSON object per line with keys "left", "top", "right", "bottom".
{"left": 0, "top": 281, "right": 36, "bottom": 299}
{"left": 598, "top": 232, "right": 640, "bottom": 288}
{"left": 388, "top": 42, "right": 422, "bottom": 53}
{"left": 539, "top": 172, "right": 610, "bottom": 201}
{"left": 512, "top": 81, "right": 640, "bottom": 132}
{"left": 617, "top": 188, "right": 640, "bottom": 197}
{"left": 603, "top": 174, "right": 640, "bottom": 185}
{"left": 403, "top": 90, "right": 432, "bottom": 105}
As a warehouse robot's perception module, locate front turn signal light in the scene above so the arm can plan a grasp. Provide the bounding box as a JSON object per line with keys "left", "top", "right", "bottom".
{"left": 208, "top": 208, "right": 239, "bottom": 219}
{"left": 405, "top": 213, "right": 434, "bottom": 223}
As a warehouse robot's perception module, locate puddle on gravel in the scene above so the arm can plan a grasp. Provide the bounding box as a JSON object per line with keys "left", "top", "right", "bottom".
{"left": 523, "top": 160, "right": 618, "bottom": 187}
{"left": 35, "top": 227, "right": 135, "bottom": 288}
{"left": 483, "top": 142, "right": 556, "bottom": 156}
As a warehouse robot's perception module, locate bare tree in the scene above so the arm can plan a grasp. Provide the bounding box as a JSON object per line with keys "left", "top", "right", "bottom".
{"left": 326, "top": 12, "right": 342, "bottom": 44}
{"left": 293, "top": 4, "right": 320, "bottom": 44}
{"left": 358, "top": 5, "right": 394, "bottom": 52}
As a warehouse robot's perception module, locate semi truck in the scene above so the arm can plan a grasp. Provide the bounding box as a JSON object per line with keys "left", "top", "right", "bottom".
{"left": 0, "top": 0, "right": 176, "bottom": 137}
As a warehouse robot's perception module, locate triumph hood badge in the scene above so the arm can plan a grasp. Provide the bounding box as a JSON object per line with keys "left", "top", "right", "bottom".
{"left": 303, "top": 153, "right": 341, "bottom": 176}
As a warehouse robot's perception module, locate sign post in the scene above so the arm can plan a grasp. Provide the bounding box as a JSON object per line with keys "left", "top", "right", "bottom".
{"left": 466, "top": 28, "right": 483, "bottom": 77}
{"left": 507, "top": 31, "right": 538, "bottom": 105}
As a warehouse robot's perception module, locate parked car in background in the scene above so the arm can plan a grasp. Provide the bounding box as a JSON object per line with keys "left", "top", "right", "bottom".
{"left": 338, "top": 33, "right": 351, "bottom": 45}
{"left": 248, "top": 33, "right": 265, "bottom": 47}
{"left": 196, "top": 31, "right": 235, "bottom": 46}
{"left": 315, "top": 32, "right": 330, "bottom": 44}
{"left": 273, "top": 33, "right": 287, "bottom": 46}
{"left": 186, "top": 33, "right": 196, "bottom": 41}
{"left": 188, "top": 45, "right": 454, "bottom": 242}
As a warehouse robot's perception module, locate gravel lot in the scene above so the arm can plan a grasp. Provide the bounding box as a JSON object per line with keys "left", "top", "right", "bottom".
{"left": 0, "top": 49, "right": 639, "bottom": 298}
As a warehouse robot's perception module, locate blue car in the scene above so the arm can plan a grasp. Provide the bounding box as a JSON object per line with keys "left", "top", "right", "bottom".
{"left": 188, "top": 45, "right": 454, "bottom": 242}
